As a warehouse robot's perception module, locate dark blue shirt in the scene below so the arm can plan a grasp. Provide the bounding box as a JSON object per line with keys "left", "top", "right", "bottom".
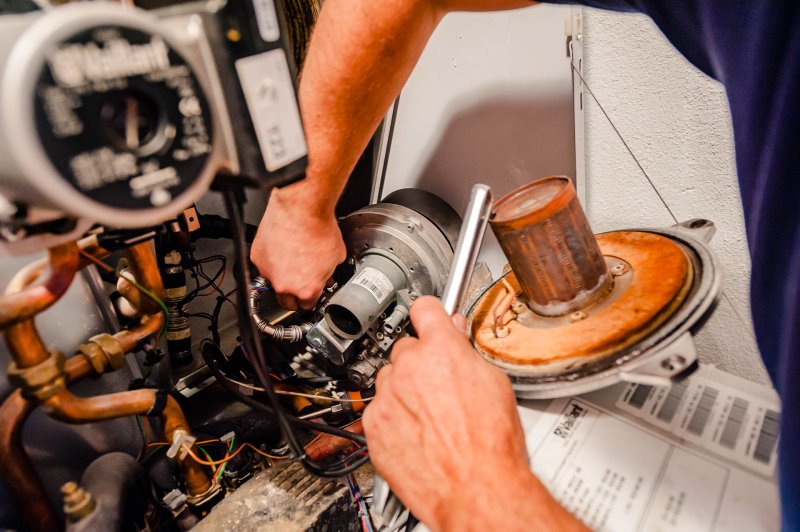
{"left": 543, "top": 1, "right": 799, "bottom": 528}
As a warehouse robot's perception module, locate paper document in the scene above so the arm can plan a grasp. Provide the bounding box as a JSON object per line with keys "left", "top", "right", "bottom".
{"left": 518, "top": 365, "right": 781, "bottom": 531}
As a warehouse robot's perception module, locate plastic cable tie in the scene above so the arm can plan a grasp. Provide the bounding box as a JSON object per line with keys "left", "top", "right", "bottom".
{"left": 166, "top": 429, "right": 197, "bottom": 460}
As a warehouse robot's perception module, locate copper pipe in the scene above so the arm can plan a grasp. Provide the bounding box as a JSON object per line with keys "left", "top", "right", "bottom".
{"left": 0, "top": 356, "right": 93, "bottom": 532}
{"left": 0, "top": 241, "right": 81, "bottom": 327}
{"left": 305, "top": 421, "right": 364, "bottom": 461}
{"left": 118, "top": 241, "right": 164, "bottom": 315}
{"left": 114, "top": 312, "right": 164, "bottom": 353}
{"left": 3, "top": 319, "right": 50, "bottom": 368}
{"left": 0, "top": 392, "right": 57, "bottom": 532}
{"left": 2, "top": 236, "right": 111, "bottom": 369}
{"left": 41, "top": 389, "right": 212, "bottom": 496}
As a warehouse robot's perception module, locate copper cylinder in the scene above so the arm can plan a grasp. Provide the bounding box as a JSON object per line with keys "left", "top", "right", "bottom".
{"left": 305, "top": 421, "right": 364, "bottom": 461}
{"left": 490, "top": 177, "right": 610, "bottom": 316}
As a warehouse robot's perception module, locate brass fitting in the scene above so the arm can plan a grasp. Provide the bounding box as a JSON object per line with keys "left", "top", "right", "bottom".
{"left": 61, "top": 481, "right": 95, "bottom": 522}
{"left": 77, "top": 333, "right": 126, "bottom": 374}
{"left": 7, "top": 351, "right": 66, "bottom": 400}
{"left": 185, "top": 481, "right": 222, "bottom": 507}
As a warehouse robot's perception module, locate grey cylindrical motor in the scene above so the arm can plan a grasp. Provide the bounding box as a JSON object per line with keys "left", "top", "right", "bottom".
{"left": 325, "top": 254, "right": 407, "bottom": 339}
{"left": 306, "top": 189, "right": 460, "bottom": 369}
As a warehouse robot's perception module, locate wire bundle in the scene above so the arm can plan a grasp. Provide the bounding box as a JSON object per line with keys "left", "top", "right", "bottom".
{"left": 216, "top": 187, "right": 369, "bottom": 478}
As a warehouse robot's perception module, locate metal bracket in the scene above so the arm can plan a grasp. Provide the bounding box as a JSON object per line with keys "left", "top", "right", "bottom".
{"left": 619, "top": 332, "right": 699, "bottom": 387}
{"left": 672, "top": 219, "right": 716, "bottom": 243}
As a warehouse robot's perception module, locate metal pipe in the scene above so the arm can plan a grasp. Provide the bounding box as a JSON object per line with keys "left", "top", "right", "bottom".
{"left": 0, "top": 355, "right": 94, "bottom": 532}
{"left": 0, "top": 241, "right": 80, "bottom": 327}
{"left": 117, "top": 241, "right": 165, "bottom": 315}
{"left": 304, "top": 421, "right": 364, "bottom": 461}
{"left": 0, "top": 234, "right": 211, "bottom": 516}
{"left": 440, "top": 184, "right": 493, "bottom": 315}
{"left": 489, "top": 177, "right": 611, "bottom": 316}
{"left": 249, "top": 277, "right": 312, "bottom": 342}
{"left": 40, "top": 389, "right": 212, "bottom": 498}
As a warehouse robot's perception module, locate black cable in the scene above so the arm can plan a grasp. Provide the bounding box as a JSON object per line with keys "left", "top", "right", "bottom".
{"left": 201, "top": 340, "right": 367, "bottom": 445}
{"left": 183, "top": 252, "right": 227, "bottom": 304}
{"left": 219, "top": 188, "right": 368, "bottom": 477}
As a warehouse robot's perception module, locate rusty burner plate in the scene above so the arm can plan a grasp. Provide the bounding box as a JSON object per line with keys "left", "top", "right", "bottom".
{"left": 471, "top": 231, "right": 693, "bottom": 374}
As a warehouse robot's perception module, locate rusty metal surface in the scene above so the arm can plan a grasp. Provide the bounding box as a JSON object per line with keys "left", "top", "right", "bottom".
{"left": 472, "top": 231, "right": 691, "bottom": 369}
{"left": 0, "top": 242, "right": 81, "bottom": 328}
{"left": 489, "top": 177, "right": 611, "bottom": 316}
{"left": 194, "top": 462, "right": 361, "bottom": 532}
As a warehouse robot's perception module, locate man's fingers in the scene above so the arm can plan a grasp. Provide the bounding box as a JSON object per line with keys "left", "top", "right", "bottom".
{"left": 276, "top": 292, "right": 299, "bottom": 310}
{"left": 408, "top": 296, "right": 456, "bottom": 339}
{"left": 297, "top": 288, "right": 323, "bottom": 310}
{"left": 388, "top": 337, "right": 418, "bottom": 366}
{"left": 374, "top": 364, "right": 393, "bottom": 390}
{"left": 451, "top": 313, "right": 468, "bottom": 336}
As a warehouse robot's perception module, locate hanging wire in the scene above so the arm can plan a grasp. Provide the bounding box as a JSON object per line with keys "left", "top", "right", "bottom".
{"left": 570, "top": 53, "right": 757, "bottom": 342}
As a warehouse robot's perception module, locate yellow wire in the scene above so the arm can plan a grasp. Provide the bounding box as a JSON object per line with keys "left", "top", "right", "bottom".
{"left": 226, "top": 378, "right": 373, "bottom": 404}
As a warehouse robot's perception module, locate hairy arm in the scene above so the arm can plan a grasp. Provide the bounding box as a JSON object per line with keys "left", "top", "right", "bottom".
{"left": 251, "top": 0, "right": 537, "bottom": 309}
{"left": 298, "top": 0, "right": 538, "bottom": 211}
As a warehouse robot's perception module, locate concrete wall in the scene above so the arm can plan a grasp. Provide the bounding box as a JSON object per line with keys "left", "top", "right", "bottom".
{"left": 580, "top": 9, "right": 770, "bottom": 385}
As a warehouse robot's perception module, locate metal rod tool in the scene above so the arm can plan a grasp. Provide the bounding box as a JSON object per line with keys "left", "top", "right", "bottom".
{"left": 373, "top": 183, "right": 494, "bottom": 529}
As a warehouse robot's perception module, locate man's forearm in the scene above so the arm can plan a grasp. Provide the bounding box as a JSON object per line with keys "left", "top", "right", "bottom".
{"left": 292, "top": 0, "right": 537, "bottom": 217}
{"left": 292, "top": 0, "right": 445, "bottom": 216}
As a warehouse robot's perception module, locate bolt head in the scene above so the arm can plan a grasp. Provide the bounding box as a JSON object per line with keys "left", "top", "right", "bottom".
{"left": 610, "top": 263, "right": 628, "bottom": 276}
{"left": 569, "top": 311, "right": 588, "bottom": 323}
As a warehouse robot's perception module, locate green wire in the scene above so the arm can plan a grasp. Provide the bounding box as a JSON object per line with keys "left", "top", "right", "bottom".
{"left": 215, "top": 436, "right": 236, "bottom": 483}
{"left": 198, "top": 446, "right": 219, "bottom": 479}
{"left": 118, "top": 270, "right": 169, "bottom": 346}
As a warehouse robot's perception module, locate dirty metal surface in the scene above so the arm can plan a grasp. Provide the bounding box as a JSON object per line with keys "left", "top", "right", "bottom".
{"left": 193, "top": 462, "right": 361, "bottom": 532}
{"left": 471, "top": 231, "right": 691, "bottom": 370}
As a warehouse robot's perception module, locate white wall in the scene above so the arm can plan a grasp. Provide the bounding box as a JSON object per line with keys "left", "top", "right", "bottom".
{"left": 580, "top": 9, "right": 770, "bottom": 385}
{"left": 379, "top": 5, "right": 576, "bottom": 275}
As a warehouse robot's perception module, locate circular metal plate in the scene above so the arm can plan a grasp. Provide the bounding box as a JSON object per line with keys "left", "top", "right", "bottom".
{"left": 467, "top": 226, "right": 721, "bottom": 398}
{"left": 472, "top": 232, "right": 691, "bottom": 368}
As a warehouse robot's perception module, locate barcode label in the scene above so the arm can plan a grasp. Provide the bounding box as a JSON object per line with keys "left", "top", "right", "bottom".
{"left": 351, "top": 267, "right": 394, "bottom": 304}
{"left": 627, "top": 384, "right": 653, "bottom": 409}
{"left": 615, "top": 371, "right": 781, "bottom": 477}
{"left": 687, "top": 386, "right": 719, "bottom": 436}
{"left": 656, "top": 381, "right": 688, "bottom": 423}
{"left": 719, "top": 398, "right": 749, "bottom": 449}
{"left": 753, "top": 410, "right": 780, "bottom": 464}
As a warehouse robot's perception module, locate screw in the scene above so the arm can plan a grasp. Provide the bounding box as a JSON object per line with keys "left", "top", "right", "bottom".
{"left": 569, "top": 311, "right": 587, "bottom": 323}
{"left": 495, "top": 326, "right": 510, "bottom": 338}
{"left": 661, "top": 355, "right": 687, "bottom": 372}
{"left": 511, "top": 300, "right": 527, "bottom": 315}
{"left": 376, "top": 332, "right": 384, "bottom": 340}
{"left": 610, "top": 263, "right": 628, "bottom": 276}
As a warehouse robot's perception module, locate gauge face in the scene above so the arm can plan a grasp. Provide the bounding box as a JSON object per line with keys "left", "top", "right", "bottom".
{"left": 33, "top": 25, "right": 214, "bottom": 213}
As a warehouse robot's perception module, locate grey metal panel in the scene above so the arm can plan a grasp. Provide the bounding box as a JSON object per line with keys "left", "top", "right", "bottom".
{"left": 376, "top": 5, "right": 578, "bottom": 276}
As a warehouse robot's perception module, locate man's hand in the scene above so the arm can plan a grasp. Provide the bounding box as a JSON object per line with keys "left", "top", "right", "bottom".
{"left": 363, "top": 297, "right": 587, "bottom": 531}
{"left": 250, "top": 183, "right": 346, "bottom": 310}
